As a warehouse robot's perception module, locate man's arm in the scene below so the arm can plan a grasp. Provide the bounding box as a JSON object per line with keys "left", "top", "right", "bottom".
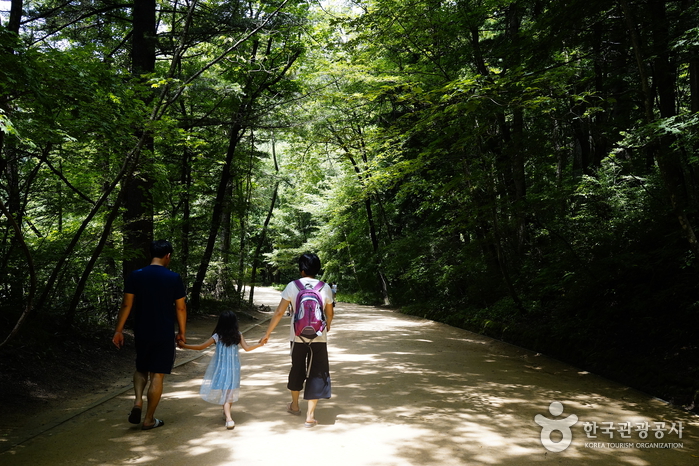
{"left": 260, "top": 298, "right": 291, "bottom": 344}
{"left": 112, "top": 293, "right": 134, "bottom": 349}
{"left": 175, "top": 297, "right": 187, "bottom": 345}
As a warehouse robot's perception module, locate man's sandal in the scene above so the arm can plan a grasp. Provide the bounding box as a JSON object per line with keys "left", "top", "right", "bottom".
{"left": 141, "top": 419, "right": 164, "bottom": 430}
{"left": 128, "top": 406, "right": 142, "bottom": 424}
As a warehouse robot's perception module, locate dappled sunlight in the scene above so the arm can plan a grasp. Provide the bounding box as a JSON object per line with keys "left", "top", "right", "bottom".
{"left": 321, "top": 304, "right": 698, "bottom": 465}
{"left": 168, "top": 388, "right": 201, "bottom": 400}
{"left": 172, "top": 377, "right": 204, "bottom": 388}
{"left": 3, "top": 292, "right": 697, "bottom": 465}
{"left": 178, "top": 430, "right": 241, "bottom": 457}
{"left": 330, "top": 351, "right": 382, "bottom": 363}
{"left": 242, "top": 378, "right": 283, "bottom": 387}
{"left": 445, "top": 336, "right": 490, "bottom": 345}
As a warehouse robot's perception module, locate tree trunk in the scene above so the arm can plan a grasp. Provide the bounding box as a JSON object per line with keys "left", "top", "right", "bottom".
{"left": 340, "top": 148, "right": 390, "bottom": 304}
{"left": 122, "top": 0, "right": 156, "bottom": 279}
{"left": 0, "top": 197, "right": 36, "bottom": 348}
{"left": 180, "top": 147, "right": 192, "bottom": 286}
{"left": 65, "top": 183, "right": 129, "bottom": 327}
{"left": 507, "top": 7, "right": 525, "bottom": 201}
{"left": 0, "top": 0, "right": 24, "bottom": 309}
{"left": 216, "top": 177, "right": 234, "bottom": 299}
{"left": 235, "top": 150, "right": 255, "bottom": 300}
{"left": 248, "top": 136, "right": 281, "bottom": 304}
{"left": 7, "top": 0, "right": 22, "bottom": 34}
{"left": 190, "top": 125, "right": 244, "bottom": 310}
{"left": 248, "top": 182, "right": 278, "bottom": 305}
{"left": 35, "top": 141, "right": 145, "bottom": 313}
{"left": 620, "top": 0, "right": 699, "bottom": 256}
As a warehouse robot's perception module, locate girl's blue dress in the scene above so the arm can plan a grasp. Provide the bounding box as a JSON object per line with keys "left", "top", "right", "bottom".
{"left": 199, "top": 333, "right": 241, "bottom": 404}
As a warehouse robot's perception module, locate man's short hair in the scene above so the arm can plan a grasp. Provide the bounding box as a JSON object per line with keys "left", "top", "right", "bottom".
{"left": 151, "top": 240, "right": 173, "bottom": 258}
{"left": 298, "top": 253, "right": 321, "bottom": 277}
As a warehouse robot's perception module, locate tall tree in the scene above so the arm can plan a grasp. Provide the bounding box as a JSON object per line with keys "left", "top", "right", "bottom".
{"left": 122, "top": 0, "right": 156, "bottom": 278}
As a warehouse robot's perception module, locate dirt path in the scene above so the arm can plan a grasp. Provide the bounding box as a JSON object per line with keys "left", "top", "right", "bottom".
{"left": 1, "top": 287, "right": 697, "bottom": 465}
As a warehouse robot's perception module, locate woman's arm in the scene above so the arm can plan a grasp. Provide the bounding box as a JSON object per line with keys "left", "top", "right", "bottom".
{"left": 324, "top": 301, "right": 334, "bottom": 332}
{"left": 240, "top": 333, "right": 263, "bottom": 351}
{"left": 259, "top": 298, "right": 290, "bottom": 344}
{"left": 178, "top": 336, "right": 215, "bottom": 351}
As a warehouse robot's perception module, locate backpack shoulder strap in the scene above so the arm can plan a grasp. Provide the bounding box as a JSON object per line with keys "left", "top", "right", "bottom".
{"left": 293, "top": 279, "right": 304, "bottom": 291}
{"left": 312, "top": 280, "right": 325, "bottom": 291}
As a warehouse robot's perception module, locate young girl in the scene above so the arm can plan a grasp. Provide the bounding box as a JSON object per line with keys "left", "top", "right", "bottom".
{"left": 178, "top": 311, "right": 263, "bottom": 429}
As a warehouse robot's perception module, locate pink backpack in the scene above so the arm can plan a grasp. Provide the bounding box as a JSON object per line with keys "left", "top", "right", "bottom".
{"left": 292, "top": 280, "right": 327, "bottom": 340}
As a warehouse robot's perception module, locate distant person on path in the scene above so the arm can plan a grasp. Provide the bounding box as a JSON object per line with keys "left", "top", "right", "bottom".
{"left": 177, "top": 311, "right": 264, "bottom": 429}
{"left": 260, "top": 253, "right": 334, "bottom": 428}
{"left": 112, "top": 240, "right": 187, "bottom": 430}
{"left": 331, "top": 282, "right": 338, "bottom": 307}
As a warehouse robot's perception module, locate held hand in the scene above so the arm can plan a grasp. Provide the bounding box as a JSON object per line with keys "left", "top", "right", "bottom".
{"left": 112, "top": 332, "right": 124, "bottom": 349}
{"left": 176, "top": 333, "right": 186, "bottom": 346}
{"left": 259, "top": 336, "right": 269, "bottom": 345}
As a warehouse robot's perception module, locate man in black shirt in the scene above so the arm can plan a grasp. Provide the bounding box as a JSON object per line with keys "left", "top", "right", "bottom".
{"left": 112, "top": 240, "right": 187, "bottom": 430}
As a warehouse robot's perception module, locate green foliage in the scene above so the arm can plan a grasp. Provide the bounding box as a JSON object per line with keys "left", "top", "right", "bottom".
{"left": 0, "top": 0, "right": 311, "bottom": 338}
{"left": 263, "top": 0, "right": 699, "bottom": 407}
{"left": 3, "top": 0, "right": 699, "bottom": 406}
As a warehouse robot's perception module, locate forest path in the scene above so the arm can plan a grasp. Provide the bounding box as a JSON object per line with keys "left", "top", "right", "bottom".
{"left": 1, "top": 287, "right": 697, "bottom": 465}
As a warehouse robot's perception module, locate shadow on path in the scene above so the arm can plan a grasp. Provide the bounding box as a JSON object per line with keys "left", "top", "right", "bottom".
{"left": 1, "top": 287, "right": 697, "bottom": 465}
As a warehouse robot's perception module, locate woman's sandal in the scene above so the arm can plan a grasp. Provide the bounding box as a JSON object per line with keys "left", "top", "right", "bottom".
{"left": 225, "top": 420, "right": 235, "bottom": 430}
{"left": 304, "top": 419, "right": 318, "bottom": 428}
{"left": 286, "top": 402, "right": 301, "bottom": 416}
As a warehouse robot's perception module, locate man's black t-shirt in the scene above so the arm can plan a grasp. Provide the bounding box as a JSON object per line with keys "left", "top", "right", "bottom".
{"left": 124, "top": 265, "right": 186, "bottom": 342}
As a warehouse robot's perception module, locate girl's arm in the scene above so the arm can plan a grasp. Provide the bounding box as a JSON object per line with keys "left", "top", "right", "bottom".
{"left": 178, "top": 336, "right": 216, "bottom": 351}
{"left": 239, "top": 333, "right": 263, "bottom": 352}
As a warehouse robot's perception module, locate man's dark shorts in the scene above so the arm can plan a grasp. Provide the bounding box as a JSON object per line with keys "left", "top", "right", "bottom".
{"left": 135, "top": 338, "right": 176, "bottom": 374}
